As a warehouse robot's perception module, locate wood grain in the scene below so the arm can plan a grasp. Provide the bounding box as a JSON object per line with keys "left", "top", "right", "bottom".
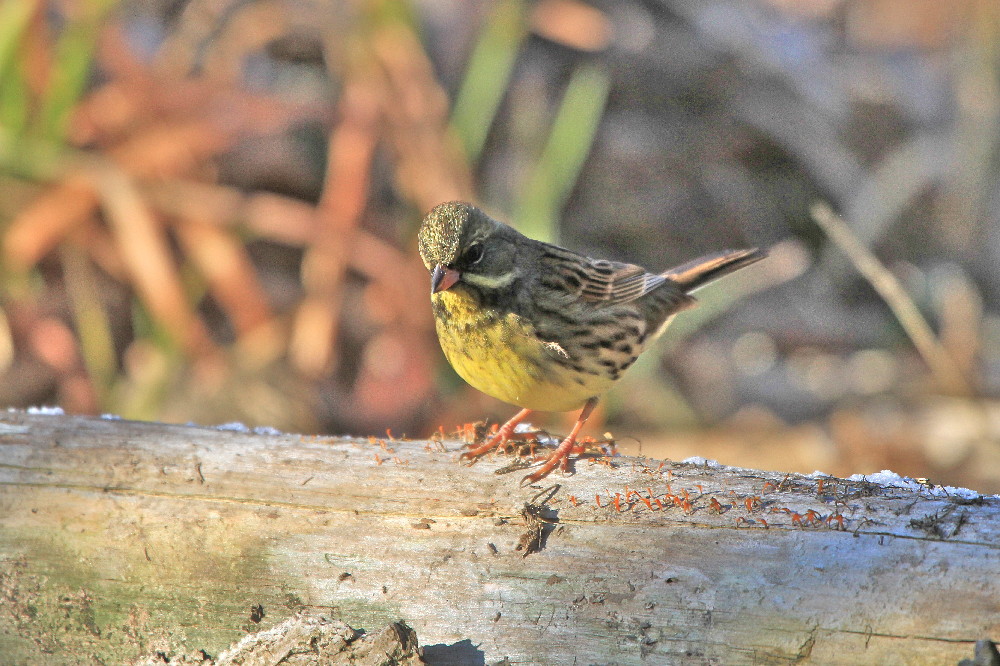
{"left": 0, "top": 411, "right": 997, "bottom": 664}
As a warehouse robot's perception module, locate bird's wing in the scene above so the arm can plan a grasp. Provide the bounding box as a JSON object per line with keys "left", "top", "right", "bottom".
{"left": 551, "top": 255, "right": 667, "bottom": 304}
{"left": 583, "top": 259, "right": 667, "bottom": 303}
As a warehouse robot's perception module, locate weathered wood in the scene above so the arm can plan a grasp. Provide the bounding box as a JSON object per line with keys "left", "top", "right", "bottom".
{"left": 0, "top": 411, "right": 997, "bottom": 665}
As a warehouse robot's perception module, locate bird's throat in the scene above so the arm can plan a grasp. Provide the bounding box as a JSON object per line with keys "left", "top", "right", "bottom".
{"left": 431, "top": 289, "right": 494, "bottom": 328}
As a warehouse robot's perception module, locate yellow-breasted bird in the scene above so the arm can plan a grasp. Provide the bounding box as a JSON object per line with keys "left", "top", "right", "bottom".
{"left": 418, "top": 201, "right": 765, "bottom": 485}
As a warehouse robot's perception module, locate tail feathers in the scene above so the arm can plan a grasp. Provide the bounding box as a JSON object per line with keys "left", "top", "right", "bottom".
{"left": 662, "top": 248, "right": 766, "bottom": 293}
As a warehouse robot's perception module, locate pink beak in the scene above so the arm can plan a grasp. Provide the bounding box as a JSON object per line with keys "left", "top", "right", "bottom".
{"left": 431, "top": 265, "right": 461, "bottom": 294}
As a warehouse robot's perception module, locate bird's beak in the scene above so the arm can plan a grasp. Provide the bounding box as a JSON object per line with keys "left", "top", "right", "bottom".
{"left": 431, "top": 264, "right": 461, "bottom": 294}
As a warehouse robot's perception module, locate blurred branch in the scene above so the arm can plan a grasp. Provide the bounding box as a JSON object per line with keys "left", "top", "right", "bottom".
{"left": 810, "top": 202, "right": 973, "bottom": 396}
{"left": 934, "top": 267, "right": 983, "bottom": 381}
{"left": 172, "top": 216, "right": 274, "bottom": 338}
{"left": 373, "top": 21, "right": 472, "bottom": 208}
{"left": 530, "top": 0, "right": 612, "bottom": 53}
{"left": 96, "top": 167, "right": 214, "bottom": 356}
{"left": 2, "top": 173, "right": 100, "bottom": 271}
{"left": 937, "top": 0, "right": 1000, "bottom": 257}
{"left": 289, "top": 77, "right": 378, "bottom": 376}
{"left": 60, "top": 243, "right": 116, "bottom": 403}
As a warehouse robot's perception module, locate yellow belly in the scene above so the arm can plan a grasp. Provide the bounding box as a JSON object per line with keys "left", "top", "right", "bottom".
{"left": 433, "top": 291, "right": 612, "bottom": 412}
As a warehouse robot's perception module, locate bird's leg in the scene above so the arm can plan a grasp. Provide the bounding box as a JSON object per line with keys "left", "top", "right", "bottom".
{"left": 520, "top": 397, "right": 598, "bottom": 486}
{"left": 460, "top": 408, "right": 533, "bottom": 462}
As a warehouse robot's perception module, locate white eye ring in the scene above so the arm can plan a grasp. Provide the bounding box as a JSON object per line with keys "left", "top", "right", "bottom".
{"left": 466, "top": 243, "right": 484, "bottom": 264}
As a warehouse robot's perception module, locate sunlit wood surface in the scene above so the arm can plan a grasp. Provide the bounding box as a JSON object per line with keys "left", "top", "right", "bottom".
{"left": 1, "top": 411, "right": 997, "bottom": 665}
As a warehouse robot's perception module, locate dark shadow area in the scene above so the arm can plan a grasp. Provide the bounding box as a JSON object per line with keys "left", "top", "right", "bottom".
{"left": 421, "top": 639, "right": 486, "bottom": 665}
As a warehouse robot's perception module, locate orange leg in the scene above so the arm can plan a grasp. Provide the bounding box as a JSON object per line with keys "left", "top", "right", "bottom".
{"left": 460, "top": 408, "right": 533, "bottom": 462}
{"left": 520, "top": 397, "right": 598, "bottom": 486}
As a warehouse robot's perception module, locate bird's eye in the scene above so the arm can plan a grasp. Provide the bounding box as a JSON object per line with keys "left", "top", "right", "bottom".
{"left": 465, "top": 243, "right": 484, "bottom": 264}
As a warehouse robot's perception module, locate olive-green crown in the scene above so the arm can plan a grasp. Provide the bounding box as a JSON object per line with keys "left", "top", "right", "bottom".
{"left": 417, "top": 201, "right": 471, "bottom": 269}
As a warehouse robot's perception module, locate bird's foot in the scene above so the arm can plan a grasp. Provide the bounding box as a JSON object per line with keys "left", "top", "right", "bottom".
{"left": 460, "top": 408, "right": 533, "bottom": 465}
{"left": 460, "top": 429, "right": 508, "bottom": 463}
{"left": 519, "top": 435, "right": 577, "bottom": 486}
{"left": 519, "top": 397, "right": 598, "bottom": 486}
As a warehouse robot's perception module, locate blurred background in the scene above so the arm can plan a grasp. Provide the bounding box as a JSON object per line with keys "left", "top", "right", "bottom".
{"left": 2, "top": 0, "right": 999, "bottom": 491}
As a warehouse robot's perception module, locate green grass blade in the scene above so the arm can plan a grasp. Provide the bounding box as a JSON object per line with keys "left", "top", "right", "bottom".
{"left": 0, "top": 0, "right": 36, "bottom": 147}
{"left": 450, "top": 0, "right": 528, "bottom": 164}
{"left": 0, "top": 55, "right": 30, "bottom": 149}
{"left": 0, "top": 0, "right": 35, "bottom": 79}
{"left": 61, "top": 245, "right": 118, "bottom": 404}
{"left": 514, "top": 61, "right": 610, "bottom": 244}
{"left": 38, "top": 0, "right": 118, "bottom": 143}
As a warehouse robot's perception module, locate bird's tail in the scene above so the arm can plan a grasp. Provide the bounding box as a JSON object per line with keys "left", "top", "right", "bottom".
{"left": 662, "top": 248, "right": 766, "bottom": 293}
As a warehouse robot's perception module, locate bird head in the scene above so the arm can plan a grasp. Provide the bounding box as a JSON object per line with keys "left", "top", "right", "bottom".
{"left": 417, "top": 201, "right": 520, "bottom": 296}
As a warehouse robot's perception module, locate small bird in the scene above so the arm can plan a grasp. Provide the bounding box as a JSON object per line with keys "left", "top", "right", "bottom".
{"left": 418, "top": 201, "right": 765, "bottom": 485}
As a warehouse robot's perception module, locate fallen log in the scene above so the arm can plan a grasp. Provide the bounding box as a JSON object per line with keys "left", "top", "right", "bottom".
{"left": 0, "top": 411, "right": 997, "bottom": 664}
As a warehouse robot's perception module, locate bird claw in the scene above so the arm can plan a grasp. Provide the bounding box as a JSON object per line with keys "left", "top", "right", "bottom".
{"left": 518, "top": 453, "right": 572, "bottom": 487}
